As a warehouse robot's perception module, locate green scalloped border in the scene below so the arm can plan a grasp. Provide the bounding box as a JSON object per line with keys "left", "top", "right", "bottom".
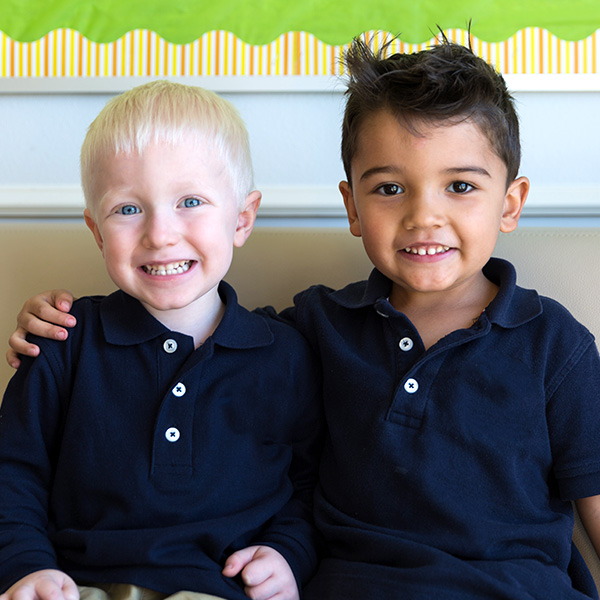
{"left": 2, "top": 0, "right": 600, "bottom": 45}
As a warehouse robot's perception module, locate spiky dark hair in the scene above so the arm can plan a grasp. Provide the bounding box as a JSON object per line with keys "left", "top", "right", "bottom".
{"left": 341, "top": 36, "right": 521, "bottom": 186}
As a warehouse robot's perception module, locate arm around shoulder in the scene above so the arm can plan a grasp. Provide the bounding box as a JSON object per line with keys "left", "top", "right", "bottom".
{"left": 6, "top": 290, "right": 77, "bottom": 369}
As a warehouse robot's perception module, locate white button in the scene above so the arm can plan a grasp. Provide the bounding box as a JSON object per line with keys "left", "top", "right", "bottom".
{"left": 404, "top": 378, "right": 419, "bottom": 393}
{"left": 399, "top": 337, "right": 414, "bottom": 351}
{"left": 163, "top": 339, "right": 178, "bottom": 353}
{"left": 165, "top": 427, "right": 180, "bottom": 442}
{"left": 172, "top": 382, "right": 186, "bottom": 397}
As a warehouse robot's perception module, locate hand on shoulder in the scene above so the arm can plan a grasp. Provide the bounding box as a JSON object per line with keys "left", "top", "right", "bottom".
{"left": 6, "top": 290, "right": 76, "bottom": 369}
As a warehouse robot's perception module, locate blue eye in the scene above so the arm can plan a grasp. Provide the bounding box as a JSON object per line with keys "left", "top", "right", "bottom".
{"left": 181, "top": 197, "right": 202, "bottom": 208}
{"left": 377, "top": 183, "right": 404, "bottom": 196}
{"left": 448, "top": 181, "right": 474, "bottom": 194}
{"left": 117, "top": 204, "right": 140, "bottom": 215}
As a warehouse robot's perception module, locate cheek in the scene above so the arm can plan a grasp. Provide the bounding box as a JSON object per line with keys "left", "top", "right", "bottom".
{"left": 458, "top": 215, "right": 502, "bottom": 260}
{"left": 192, "top": 215, "right": 238, "bottom": 246}
{"left": 99, "top": 234, "right": 131, "bottom": 268}
{"left": 359, "top": 223, "right": 399, "bottom": 268}
{"left": 360, "top": 214, "right": 397, "bottom": 246}
{"left": 457, "top": 201, "right": 503, "bottom": 231}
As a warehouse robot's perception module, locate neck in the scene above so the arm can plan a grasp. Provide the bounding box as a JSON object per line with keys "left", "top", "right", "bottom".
{"left": 144, "top": 287, "right": 226, "bottom": 348}
{"left": 389, "top": 274, "right": 498, "bottom": 350}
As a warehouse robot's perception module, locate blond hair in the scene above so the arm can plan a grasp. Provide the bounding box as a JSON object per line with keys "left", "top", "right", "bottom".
{"left": 81, "top": 80, "right": 254, "bottom": 208}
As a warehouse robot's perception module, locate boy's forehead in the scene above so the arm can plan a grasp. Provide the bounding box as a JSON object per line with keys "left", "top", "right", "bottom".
{"left": 89, "top": 139, "right": 235, "bottom": 196}
{"left": 350, "top": 110, "right": 507, "bottom": 180}
{"left": 353, "top": 110, "right": 500, "bottom": 165}
{"left": 97, "top": 134, "right": 218, "bottom": 166}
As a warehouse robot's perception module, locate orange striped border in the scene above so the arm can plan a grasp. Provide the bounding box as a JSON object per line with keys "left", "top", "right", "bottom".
{"left": 0, "top": 28, "right": 599, "bottom": 78}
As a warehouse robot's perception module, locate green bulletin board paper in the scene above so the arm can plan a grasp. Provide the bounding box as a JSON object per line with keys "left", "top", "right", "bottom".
{"left": 2, "top": 0, "right": 600, "bottom": 44}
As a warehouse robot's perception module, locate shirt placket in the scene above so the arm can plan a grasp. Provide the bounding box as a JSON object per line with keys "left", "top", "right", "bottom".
{"left": 375, "top": 299, "right": 487, "bottom": 429}
{"left": 151, "top": 335, "right": 203, "bottom": 479}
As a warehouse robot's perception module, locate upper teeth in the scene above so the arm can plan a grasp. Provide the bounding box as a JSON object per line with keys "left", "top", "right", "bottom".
{"left": 404, "top": 246, "right": 450, "bottom": 256}
{"left": 143, "top": 261, "right": 192, "bottom": 276}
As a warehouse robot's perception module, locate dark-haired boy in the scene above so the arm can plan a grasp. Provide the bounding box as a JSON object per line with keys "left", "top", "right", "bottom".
{"left": 293, "top": 39, "right": 600, "bottom": 599}
{"left": 9, "top": 40, "right": 600, "bottom": 599}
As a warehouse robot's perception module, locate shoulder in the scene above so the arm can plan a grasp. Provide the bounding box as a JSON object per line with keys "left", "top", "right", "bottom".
{"left": 29, "top": 294, "right": 108, "bottom": 347}
{"left": 534, "top": 292, "right": 594, "bottom": 344}
{"left": 241, "top": 305, "right": 321, "bottom": 411}
{"left": 69, "top": 294, "right": 108, "bottom": 320}
{"left": 263, "top": 277, "right": 377, "bottom": 346}
{"left": 506, "top": 289, "right": 598, "bottom": 398}
{"left": 218, "top": 281, "right": 314, "bottom": 361}
{"left": 292, "top": 279, "right": 371, "bottom": 314}
{"left": 24, "top": 294, "right": 116, "bottom": 374}
{"left": 500, "top": 281, "right": 596, "bottom": 359}
{"left": 247, "top": 303, "right": 315, "bottom": 358}
{"left": 536, "top": 293, "right": 596, "bottom": 369}
{"left": 488, "top": 258, "right": 594, "bottom": 345}
{"left": 9, "top": 295, "right": 110, "bottom": 400}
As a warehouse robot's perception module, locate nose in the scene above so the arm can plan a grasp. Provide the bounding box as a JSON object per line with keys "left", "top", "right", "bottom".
{"left": 142, "top": 211, "right": 180, "bottom": 249}
{"left": 402, "top": 189, "right": 445, "bottom": 231}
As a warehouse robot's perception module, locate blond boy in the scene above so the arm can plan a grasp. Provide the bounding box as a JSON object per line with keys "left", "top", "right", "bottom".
{"left": 0, "top": 81, "right": 321, "bottom": 600}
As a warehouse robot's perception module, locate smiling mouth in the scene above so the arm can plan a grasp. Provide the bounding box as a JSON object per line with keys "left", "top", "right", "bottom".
{"left": 403, "top": 245, "right": 450, "bottom": 256}
{"left": 142, "top": 260, "right": 193, "bottom": 276}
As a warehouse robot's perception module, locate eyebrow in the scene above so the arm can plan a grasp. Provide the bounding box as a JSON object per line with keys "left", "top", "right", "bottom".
{"left": 445, "top": 166, "right": 491, "bottom": 178}
{"left": 359, "top": 164, "right": 492, "bottom": 182}
{"left": 358, "top": 166, "right": 401, "bottom": 182}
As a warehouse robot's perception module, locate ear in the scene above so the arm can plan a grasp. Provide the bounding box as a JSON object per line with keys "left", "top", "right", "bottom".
{"left": 500, "top": 176, "right": 529, "bottom": 233}
{"left": 84, "top": 209, "right": 105, "bottom": 255}
{"left": 233, "top": 190, "right": 261, "bottom": 248}
{"left": 339, "top": 181, "right": 362, "bottom": 238}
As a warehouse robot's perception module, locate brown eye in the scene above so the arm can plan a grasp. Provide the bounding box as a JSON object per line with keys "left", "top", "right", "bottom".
{"left": 449, "top": 181, "right": 473, "bottom": 194}
{"left": 378, "top": 183, "right": 403, "bottom": 196}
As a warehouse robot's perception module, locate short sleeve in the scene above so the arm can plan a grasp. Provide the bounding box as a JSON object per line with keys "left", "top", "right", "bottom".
{"left": 547, "top": 335, "right": 600, "bottom": 500}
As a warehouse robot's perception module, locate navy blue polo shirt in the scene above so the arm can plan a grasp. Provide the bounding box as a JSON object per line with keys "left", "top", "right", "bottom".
{"left": 283, "top": 258, "right": 600, "bottom": 599}
{"left": 0, "top": 282, "right": 322, "bottom": 599}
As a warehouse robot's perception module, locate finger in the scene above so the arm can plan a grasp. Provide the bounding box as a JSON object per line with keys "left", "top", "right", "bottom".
{"left": 17, "top": 294, "right": 77, "bottom": 332}
{"left": 223, "top": 546, "right": 258, "bottom": 578}
{"left": 246, "top": 582, "right": 298, "bottom": 600}
{"left": 22, "top": 304, "right": 77, "bottom": 330}
{"left": 243, "top": 576, "right": 280, "bottom": 600}
{"left": 16, "top": 311, "right": 73, "bottom": 342}
{"left": 8, "top": 327, "right": 41, "bottom": 358}
{"left": 241, "top": 555, "right": 273, "bottom": 588}
{"left": 9, "top": 584, "right": 39, "bottom": 600}
{"left": 35, "top": 578, "right": 69, "bottom": 600}
{"left": 6, "top": 348, "right": 23, "bottom": 370}
{"left": 50, "top": 290, "right": 76, "bottom": 314}
{"left": 34, "top": 573, "right": 79, "bottom": 600}
{"left": 59, "top": 577, "right": 79, "bottom": 600}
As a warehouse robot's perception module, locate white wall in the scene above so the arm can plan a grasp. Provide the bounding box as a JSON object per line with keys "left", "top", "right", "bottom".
{"left": 0, "top": 87, "right": 599, "bottom": 221}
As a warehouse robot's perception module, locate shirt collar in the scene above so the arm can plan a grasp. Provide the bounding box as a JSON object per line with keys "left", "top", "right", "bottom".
{"left": 328, "top": 257, "right": 542, "bottom": 328}
{"left": 100, "top": 281, "right": 274, "bottom": 349}
{"left": 328, "top": 268, "right": 393, "bottom": 310}
{"left": 481, "top": 258, "right": 542, "bottom": 328}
